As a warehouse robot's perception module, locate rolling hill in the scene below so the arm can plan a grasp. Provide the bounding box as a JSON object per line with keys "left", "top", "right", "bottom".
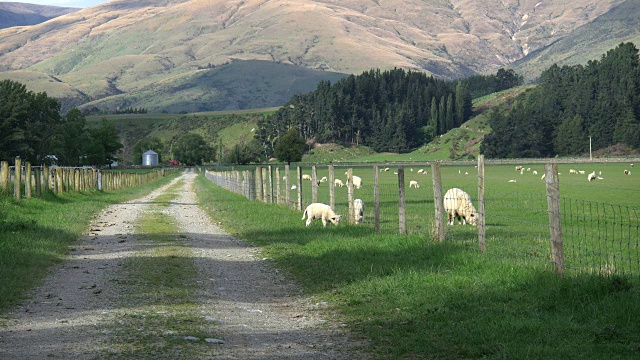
{"left": 0, "top": 2, "right": 79, "bottom": 29}
{"left": 0, "top": 0, "right": 636, "bottom": 113}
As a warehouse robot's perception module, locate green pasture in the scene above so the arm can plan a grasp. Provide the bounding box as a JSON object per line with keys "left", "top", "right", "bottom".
{"left": 195, "top": 173, "right": 640, "bottom": 359}
{"left": 219, "top": 160, "right": 639, "bottom": 276}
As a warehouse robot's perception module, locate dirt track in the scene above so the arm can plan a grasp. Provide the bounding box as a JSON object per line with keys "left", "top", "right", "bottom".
{"left": 0, "top": 171, "right": 368, "bottom": 359}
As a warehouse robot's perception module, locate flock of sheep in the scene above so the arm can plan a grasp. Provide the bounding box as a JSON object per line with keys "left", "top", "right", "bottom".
{"left": 299, "top": 169, "right": 478, "bottom": 228}
{"left": 299, "top": 163, "right": 634, "bottom": 227}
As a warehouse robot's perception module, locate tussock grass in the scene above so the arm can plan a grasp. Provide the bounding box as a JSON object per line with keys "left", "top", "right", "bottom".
{"left": 195, "top": 174, "right": 640, "bottom": 359}
{"left": 106, "top": 180, "right": 221, "bottom": 359}
{"left": 0, "top": 173, "right": 180, "bottom": 312}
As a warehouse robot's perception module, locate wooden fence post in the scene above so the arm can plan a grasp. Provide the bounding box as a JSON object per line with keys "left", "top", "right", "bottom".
{"left": 0, "top": 161, "right": 8, "bottom": 193}
{"left": 285, "top": 165, "right": 291, "bottom": 207}
{"left": 56, "top": 167, "right": 63, "bottom": 194}
{"left": 25, "top": 162, "right": 32, "bottom": 199}
{"left": 14, "top": 157, "right": 22, "bottom": 201}
{"left": 374, "top": 165, "right": 380, "bottom": 232}
{"left": 477, "top": 155, "right": 486, "bottom": 253}
{"left": 431, "top": 162, "right": 446, "bottom": 242}
{"left": 35, "top": 167, "right": 41, "bottom": 198}
{"left": 545, "top": 163, "right": 565, "bottom": 275}
{"left": 256, "top": 166, "right": 264, "bottom": 202}
{"left": 248, "top": 170, "right": 256, "bottom": 201}
{"left": 268, "top": 166, "right": 274, "bottom": 204}
{"left": 262, "top": 167, "right": 268, "bottom": 203}
{"left": 329, "top": 165, "right": 335, "bottom": 210}
{"left": 296, "top": 166, "right": 303, "bottom": 211}
{"left": 275, "top": 167, "right": 281, "bottom": 204}
{"left": 43, "top": 164, "right": 49, "bottom": 193}
{"left": 312, "top": 165, "right": 318, "bottom": 203}
{"left": 398, "top": 166, "right": 407, "bottom": 234}
{"left": 347, "top": 168, "right": 354, "bottom": 224}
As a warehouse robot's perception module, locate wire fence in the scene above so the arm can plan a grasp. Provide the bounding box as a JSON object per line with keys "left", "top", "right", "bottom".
{"left": 203, "top": 157, "right": 640, "bottom": 280}
{"left": 0, "top": 158, "right": 178, "bottom": 200}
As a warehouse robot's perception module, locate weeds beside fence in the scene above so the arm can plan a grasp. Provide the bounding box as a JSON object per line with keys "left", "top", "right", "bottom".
{"left": 204, "top": 157, "right": 640, "bottom": 280}
{"left": 0, "top": 158, "right": 178, "bottom": 200}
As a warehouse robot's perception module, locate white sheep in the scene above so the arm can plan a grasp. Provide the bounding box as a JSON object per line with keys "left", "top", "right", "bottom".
{"left": 508, "top": 179, "right": 517, "bottom": 183}
{"left": 334, "top": 179, "right": 344, "bottom": 187}
{"left": 578, "top": 170, "right": 585, "bottom": 174}
{"left": 301, "top": 203, "right": 341, "bottom": 227}
{"left": 319, "top": 176, "right": 328, "bottom": 183}
{"left": 383, "top": 167, "right": 390, "bottom": 172}
{"left": 515, "top": 166, "right": 523, "bottom": 172}
{"left": 588, "top": 171, "right": 596, "bottom": 181}
{"left": 569, "top": 169, "right": 578, "bottom": 174}
{"left": 352, "top": 175, "right": 362, "bottom": 189}
{"left": 443, "top": 188, "right": 478, "bottom": 226}
{"left": 409, "top": 180, "right": 420, "bottom": 188}
{"left": 417, "top": 169, "right": 425, "bottom": 174}
{"left": 291, "top": 185, "right": 297, "bottom": 190}
{"left": 353, "top": 199, "right": 365, "bottom": 224}
{"left": 624, "top": 169, "right": 631, "bottom": 175}
{"left": 532, "top": 170, "right": 538, "bottom": 175}
{"left": 541, "top": 173, "right": 546, "bottom": 180}
{"left": 302, "top": 174, "right": 312, "bottom": 181}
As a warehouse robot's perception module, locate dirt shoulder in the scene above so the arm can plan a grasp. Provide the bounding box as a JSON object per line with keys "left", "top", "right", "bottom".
{"left": 0, "top": 171, "right": 368, "bottom": 359}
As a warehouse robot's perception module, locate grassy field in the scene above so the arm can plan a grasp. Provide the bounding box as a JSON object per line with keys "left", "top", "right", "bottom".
{"left": 211, "top": 160, "right": 640, "bottom": 277}
{"left": 195, "top": 173, "right": 640, "bottom": 359}
{"left": 0, "top": 172, "right": 180, "bottom": 312}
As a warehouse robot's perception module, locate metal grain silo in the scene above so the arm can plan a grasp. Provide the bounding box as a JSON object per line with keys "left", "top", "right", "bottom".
{"left": 142, "top": 150, "right": 158, "bottom": 166}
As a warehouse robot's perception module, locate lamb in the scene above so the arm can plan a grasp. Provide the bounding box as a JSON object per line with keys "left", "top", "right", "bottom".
{"left": 532, "top": 170, "right": 538, "bottom": 175}
{"left": 624, "top": 170, "right": 631, "bottom": 175}
{"left": 409, "top": 180, "right": 420, "bottom": 188}
{"left": 334, "top": 179, "right": 344, "bottom": 187}
{"left": 588, "top": 171, "right": 596, "bottom": 181}
{"left": 417, "top": 169, "right": 425, "bottom": 174}
{"left": 578, "top": 170, "right": 585, "bottom": 174}
{"left": 569, "top": 169, "right": 578, "bottom": 174}
{"left": 301, "top": 203, "right": 341, "bottom": 227}
{"left": 353, "top": 199, "right": 365, "bottom": 224}
{"left": 352, "top": 175, "right": 362, "bottom": 189}
{"left": 319, "top": 176, "right": 328, "bottom": 183}
{"left": 443, "top": 188, "right": 478, "bottom": 226}
{"left": 302, "top": 174, "right": 312, "bottom": 181}
{"left": 515, "top": 166, "right": 523, "bottom": 171}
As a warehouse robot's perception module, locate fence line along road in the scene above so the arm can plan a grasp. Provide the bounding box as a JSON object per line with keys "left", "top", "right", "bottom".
{"left": 204, "top": 156, "right": 640, "bottom": 280}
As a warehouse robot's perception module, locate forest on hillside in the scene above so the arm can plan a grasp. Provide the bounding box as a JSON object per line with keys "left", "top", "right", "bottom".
{"left": 255, "top": 68, "right": 522, "bottom": 156}
{"left": 481, "top": 42, "right": 640, "bottom": 158}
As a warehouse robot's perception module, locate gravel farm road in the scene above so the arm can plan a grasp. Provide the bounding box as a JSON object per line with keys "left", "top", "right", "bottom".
{"left": 0, "top": 170, "right": 369, "bottom": 359}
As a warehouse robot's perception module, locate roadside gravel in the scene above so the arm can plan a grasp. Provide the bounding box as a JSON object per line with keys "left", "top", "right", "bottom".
{"left": 0, "top": 171, "right": 369, "bottom": 359}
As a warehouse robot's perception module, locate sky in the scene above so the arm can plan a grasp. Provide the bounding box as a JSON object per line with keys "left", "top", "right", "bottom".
{"left": 0, "top": 0, "right": 109, "bottom": 8}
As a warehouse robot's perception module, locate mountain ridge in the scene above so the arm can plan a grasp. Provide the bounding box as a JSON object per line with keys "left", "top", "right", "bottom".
{"left": 0, "top": 0, "right": 636, "bottom": 112}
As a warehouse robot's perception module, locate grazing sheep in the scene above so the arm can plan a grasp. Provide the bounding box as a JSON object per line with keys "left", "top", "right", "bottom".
{"left": 508, "top": 179, "right": 517, "bottom": 183}
{"left": 417, "top": 169, "right": 425, "bottom": 174}
{"left": 283, "top": 176, "right": 287, "bottom": 181}
{"left": 631, "top": 164, "right": 634, "bottom": 168}
{"left": 319, "top": 176, "right": 328, "bottom": 183}
{"left": 353, "top": 199, "right": 365, "bottom": 224}
{"left": 532, "top": 170, "right": 538, "bottom": 175}
{"left": 624, "top": 169, "right": 631, "bottom": 175}
{"left": 515, "top": 166, "right": 523, "bottom": 171}
{"left": 384, "top": 167, "right": 390, "bottom": 172}
{"left": 569, "top": 169, "right": 578, "bottom": 174}
{"left": 334, "top": 179, "right": 344, "bottom": 187}
{"left": 291, "top": 185, "right": 297, "bottom": 190}
{"left": 588, "top": 171, "right": 596, "bottom": 181}
{"left": 527, "top": 168, "right": 531, "bottom": 172}
{"left": 302, "top": 174, "right": 312, "bottom": 181}
{"left": 443, "top": 188, "right": 478, "bottom": 226}
{"left": 352, "top": 175, "right": 362, "bottom": 189}
{"left": 302, "top": 203, "right": 341, "bottom": 227}
{"left": 465, "top": 171, "right": 469, "bottom": 176}
{"left": 597, "top": 176, "right": 604, "bottom": 180}
{"left": 520, "top": 168, "right": 524, "bottom": 175}
{"left": 541, "top": 173, "right": 546, "bottom": 180}
{"left": 409, "top": 180, "right": 420, "bottom": 188}
{"left": 578, "top": 170, "right": 586, "bottom": 174}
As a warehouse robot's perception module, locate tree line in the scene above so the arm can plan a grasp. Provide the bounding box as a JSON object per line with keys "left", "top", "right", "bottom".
{"left": 0, "top": 80, "right": 122, "bottom": 166}
{"left": 256, "top": 68, "right": 472, "bottom": 155}
{"left": 481, "top": 42, "right": 640, "bottom": 158}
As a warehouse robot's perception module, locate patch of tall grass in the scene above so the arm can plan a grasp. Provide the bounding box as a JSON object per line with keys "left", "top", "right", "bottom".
{"left": 195, "top": 174, "right": 640, "bottom": 359}
{"left": 0, "top": 173, "right": 180, "bottom": 312}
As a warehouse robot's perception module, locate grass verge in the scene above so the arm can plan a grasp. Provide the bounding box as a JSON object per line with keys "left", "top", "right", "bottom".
{"left": 195, "top": 174, "right": 640, "bottom": 359}
{"left": 105, "top": 180, "right": 221, "bottom": 359}
{"left": 0, "top": 173, "right": 180, "bottom": 313}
